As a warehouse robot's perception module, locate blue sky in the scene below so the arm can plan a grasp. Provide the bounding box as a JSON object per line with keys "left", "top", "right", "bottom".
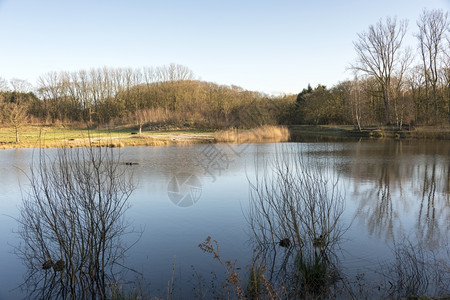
{"left": 0, "top": 0, "right": 448, "bottom": 95}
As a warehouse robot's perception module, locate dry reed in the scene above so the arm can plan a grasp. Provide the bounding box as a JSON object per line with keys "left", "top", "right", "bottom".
{"left": 214, "top": 125, "right": 290, "bottom": 143}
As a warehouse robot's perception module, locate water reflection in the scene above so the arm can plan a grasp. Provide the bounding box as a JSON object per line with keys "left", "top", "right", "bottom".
{"left": 375, "top": 238, "right": 450, "bottom": 298}
{"left": 245, "top": 141, "right": 449, "bottom": 298}
{"left": 333, "top": 140, "right": 449, "bottom": 249}
{"left": 0, "top": 142, "right": 448, "bottom": 298}
{"left": 367, "top": 160, "right": 395, "bottom": 240}
{"left": 415, "top": 158, "right": 449, "bottom": 250}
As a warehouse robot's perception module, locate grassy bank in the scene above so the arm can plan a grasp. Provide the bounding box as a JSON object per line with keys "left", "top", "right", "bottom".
{"left": 1, "top": 124, "right": 449, "bottom": 149}
{"left": 0, "top": 125, "right": 289, "bottom": 149}
{"left": 0, "top": 125, "right": 215, "bottom": 149}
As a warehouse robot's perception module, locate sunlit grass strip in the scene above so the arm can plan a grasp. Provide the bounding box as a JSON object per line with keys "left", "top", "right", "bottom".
{"left": 0, "top": 126, "right": 215, "bottom": 149}
{"left": 0, "top": 136, "right": 212, "bottom": 149}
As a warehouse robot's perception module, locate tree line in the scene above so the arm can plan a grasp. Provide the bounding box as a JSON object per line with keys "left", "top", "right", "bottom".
{"left": 0, "top": 9, "right": 449, "bottom": 133}
{"left": 0, "top": 64, "right": 293, "bottom": 132}
{"left": 296, "top": 9, "right": 449, "bottom": 128}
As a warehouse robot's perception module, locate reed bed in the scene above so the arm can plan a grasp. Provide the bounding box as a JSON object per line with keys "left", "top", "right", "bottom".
{"left": 214, "top": 125, "right": 290, "bottom": 143}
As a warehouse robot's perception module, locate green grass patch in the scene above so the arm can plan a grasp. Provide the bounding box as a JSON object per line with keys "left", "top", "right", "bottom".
{"left": 0, "top": 125, "right": 215, "bottom": 149}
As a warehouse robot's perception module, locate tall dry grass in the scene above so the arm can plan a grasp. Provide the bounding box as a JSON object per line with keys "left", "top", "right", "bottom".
{"left": 214, "top": 125, "right": 290, "bottom": 143}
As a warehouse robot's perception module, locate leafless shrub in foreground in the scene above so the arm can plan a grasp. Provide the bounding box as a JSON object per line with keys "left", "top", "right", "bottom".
{"left": 247, "top": 144, "right": 348, "bottom": 298}
{"left": 16, "top": 145, "right": 138, "bottom": 299}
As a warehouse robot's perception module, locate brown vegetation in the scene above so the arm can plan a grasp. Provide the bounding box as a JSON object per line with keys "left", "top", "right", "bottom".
{"left": 214, "top": 125, "right": 290, "bottom": 143}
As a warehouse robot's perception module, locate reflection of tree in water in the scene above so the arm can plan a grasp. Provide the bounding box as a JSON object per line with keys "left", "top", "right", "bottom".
{"left": 416, "top": 158, "right": 448, "bottom": 250}
{"left": 343, "top": 141, "right": 450, "bottom": 246}
{"left": 410, "top": 153, "right": 449, "bottom": 251}
{"left": 314, "top": 140, "right": 450, "bottom": 298}
{"left": 367, "top": 162, "right": 395, "bottom": 240}
{"left": 376, "top": 238, "right": 450, "bottom": 298}
{"left": 247, "top": 145, "right": 349, "bottom": 298}
{"left": 16, "top": 146, "right": 138, "bottom": 299}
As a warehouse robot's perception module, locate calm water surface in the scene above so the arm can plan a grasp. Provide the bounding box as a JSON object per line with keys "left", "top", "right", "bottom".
{"left": 0, "top": 140, "right": 448, "bottom": 298}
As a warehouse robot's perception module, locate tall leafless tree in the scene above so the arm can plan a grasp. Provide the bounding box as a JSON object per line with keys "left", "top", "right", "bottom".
{"left": 0, "top": 76, "right": 9, "bottom": 91}
{"left": 415, "top": 9, "right": 449, "bottom": 124}
{"left": 352, "top": 17, "right": 409, "bottom": 125}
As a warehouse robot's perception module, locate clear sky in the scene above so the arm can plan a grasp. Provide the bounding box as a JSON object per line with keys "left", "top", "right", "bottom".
{"left": 0, "top": 0, "right": 449, "bottom": 95}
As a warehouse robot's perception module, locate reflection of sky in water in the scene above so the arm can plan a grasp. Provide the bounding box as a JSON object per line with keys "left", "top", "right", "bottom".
{"left": 0, "top": 149, "right": 37, "bottom": 299}
{"left": 0, "top": 141, "right": 448, "bottom": 298}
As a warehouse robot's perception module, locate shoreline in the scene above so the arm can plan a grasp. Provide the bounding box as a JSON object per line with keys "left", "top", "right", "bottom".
{"left": 0, "top": 125, "right": 449, "bottom": 149}
{"left": 288, "top": 125, "right": 450, "bottom": 141}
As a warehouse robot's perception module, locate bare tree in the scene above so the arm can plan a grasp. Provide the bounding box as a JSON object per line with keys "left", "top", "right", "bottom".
{"left": 349, "top": 75, "right": 364, "bottom": 131}
{"left": 352, "top": 17, "right": 409, "bottom": 125}
{"left": 133, "top": 109, "right": 151, "bottom": 136}
{"left": 407, "top": 65, "right": 426, "bottom": 124}
{"left": 3, "top": 102, "right": 28, "bottom": 142}
{"left": 17, "top": 145, "right": 138, "bottom": 299}
{"left": 444, "top": 66, "right": 450, "bottom": 123}
{"left": 142, "top": 66, "right": 156, "bottom": 88}
{"left": 155, "top": 63, "right": 194, "bottom": 82}
{"left": 0, "top": 76, "right": 9, "bottom": 91}
{"left": 37, "top": 72, "right": 65, "bottom": 123}
{"left": 415, "top": 9, "right": 449, "bottom": 124}
{"left": 1, "top": 84, "right": 29, "bottom": 142}
{"left": 10, "top": 78, "right": 32, "bottom": 93}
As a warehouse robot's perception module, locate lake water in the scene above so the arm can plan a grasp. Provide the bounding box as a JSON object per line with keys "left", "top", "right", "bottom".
{"left": 0, "top": 140, "right": 448, "bottom": 299}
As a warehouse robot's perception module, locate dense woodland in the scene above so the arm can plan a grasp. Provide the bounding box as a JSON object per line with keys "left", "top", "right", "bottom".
{"left": 1, "top": 9, "right": 449, "bottom": 132}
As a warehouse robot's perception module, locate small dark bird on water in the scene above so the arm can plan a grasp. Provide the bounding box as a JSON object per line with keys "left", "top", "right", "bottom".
{"left": 42, "top": 259, "right": 53, "bottom": 270}
{"left": 313, "top": 235, "right": 324, "bottom": 247}
{"left": 279, "top": 238, "right": 291, "bottom": 248}
{"left": 53, "top": 259, "right": 64, "bottom": 272}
